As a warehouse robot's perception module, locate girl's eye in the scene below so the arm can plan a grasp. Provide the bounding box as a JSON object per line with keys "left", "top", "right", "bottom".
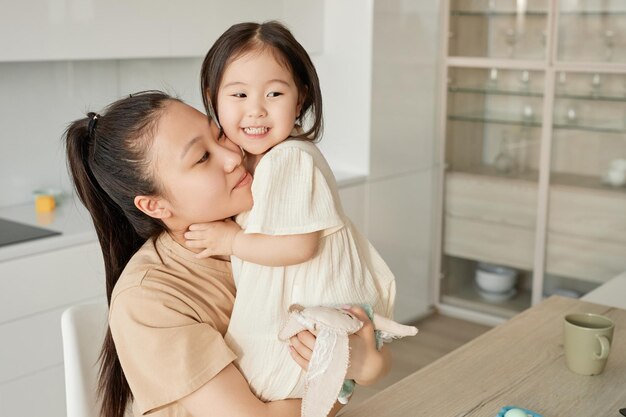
{"left": 267, "top": 92, "right": 283, "bottom": 98}
{"left": 232, "top": 93, "right": 246, "bottom": 98}
{"left": 196, "top": 151, "right": 209, "bottom": 164}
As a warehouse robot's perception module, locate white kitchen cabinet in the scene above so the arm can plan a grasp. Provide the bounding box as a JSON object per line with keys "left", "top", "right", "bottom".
{"left": 435, "top": 0, "right": 626, "bottom": 325}
{"left": 338, "top": 181, "right": 367, "bottom": 233}
{"left": 0, "top": 242, "right": 105, "bottom": 417}
{"left": 0, "top": 0, "right": 322, "bottom": 62}
{"left": 1, "top": 366, "right": 66, "bottom": 417}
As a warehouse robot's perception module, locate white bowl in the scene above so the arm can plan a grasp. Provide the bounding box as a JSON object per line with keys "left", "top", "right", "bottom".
{"left": 476, "top": 287, "right": 517, "bottom": 303}
{"left": 475, "top": 262, "right": 517, "bottom": 293}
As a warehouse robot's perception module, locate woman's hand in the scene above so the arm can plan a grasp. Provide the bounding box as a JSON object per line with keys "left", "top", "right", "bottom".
{"left": 184, "top": 219, "right": 242, "bottom": 258}
{"left": 287, "top": 306, "right": 391, "bottom": 386}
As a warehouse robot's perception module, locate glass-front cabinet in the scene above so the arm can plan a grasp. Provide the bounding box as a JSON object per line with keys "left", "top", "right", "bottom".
{"left": 544, "top": 71, "right": 626, "bottom": 298}
{"left": 437, "top": 0, "right": 626, "bottom": 323}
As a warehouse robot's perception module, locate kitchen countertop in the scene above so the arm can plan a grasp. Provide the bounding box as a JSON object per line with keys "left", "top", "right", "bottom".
{"left": 340, "top": 296, "right": 626, "bottom": 417}
{"left": 0, "top": 170, "right": 367, "bottom": 263}
{"left": 0, "top": 197, "right": 96, "bottom": 262}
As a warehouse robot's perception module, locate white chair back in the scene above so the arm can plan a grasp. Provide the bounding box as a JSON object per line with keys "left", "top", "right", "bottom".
{"left": 61, "top": 300, "right": 108, "bottom": 417}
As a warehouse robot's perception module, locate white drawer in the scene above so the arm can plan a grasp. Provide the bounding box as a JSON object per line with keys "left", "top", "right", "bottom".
{"left": 0, "top": 242, "right": 105, "bottom": 323}
{"left": 0, "top": 364, "right": 66, "bottom": 417}
{"left": 1, "top": 306, "right": 65, "bottom": 383}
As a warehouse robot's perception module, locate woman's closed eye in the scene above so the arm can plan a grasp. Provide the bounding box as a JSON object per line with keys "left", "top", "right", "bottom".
{"left": 196, "top": 151, "right": 209, "bottom": 165}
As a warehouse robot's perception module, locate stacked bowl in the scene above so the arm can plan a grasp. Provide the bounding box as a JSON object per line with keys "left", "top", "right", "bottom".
{"left": 475, "top": 262, "right": 518, "bottom": 302}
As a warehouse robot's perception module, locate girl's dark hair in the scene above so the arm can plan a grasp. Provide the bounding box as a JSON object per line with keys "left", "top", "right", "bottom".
{"left": 201, "top": 20, "right": 323, "bottom": 141}
{"left": 65, "top": 90, "right": 177, "bottom": 417}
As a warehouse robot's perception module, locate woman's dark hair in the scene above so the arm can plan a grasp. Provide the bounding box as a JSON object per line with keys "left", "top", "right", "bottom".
{"left": 201, "top": 20, "right": 323, "bottom": 141}
{"left": 65, "top": 90, "right": 177, "bottom": 417}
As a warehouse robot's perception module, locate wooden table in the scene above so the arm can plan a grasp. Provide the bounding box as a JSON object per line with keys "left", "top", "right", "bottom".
{"left": 340, "top": 296, "right": 626, "bottom": 417}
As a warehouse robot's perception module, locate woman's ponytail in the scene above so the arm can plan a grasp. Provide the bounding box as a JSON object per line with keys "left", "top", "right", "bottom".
{"left": 64, "top": 91, "right": 175, "bottom": 417}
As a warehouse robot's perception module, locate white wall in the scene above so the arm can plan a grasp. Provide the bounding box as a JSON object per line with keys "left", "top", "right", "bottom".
{"left": 0, "top": 0, "right": 284, "bottom": 61}
{"left": 0, "top": 58, "right": 206, "bottom": 207}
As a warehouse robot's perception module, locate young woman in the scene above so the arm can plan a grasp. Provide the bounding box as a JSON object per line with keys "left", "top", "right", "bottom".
{"left": 65, "top": 91, "right": 385, "bottom": 417}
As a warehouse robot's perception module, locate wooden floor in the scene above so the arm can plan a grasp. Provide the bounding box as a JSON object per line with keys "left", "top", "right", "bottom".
{"left": 338, "top": 313, "right": 491, "bottom": 415}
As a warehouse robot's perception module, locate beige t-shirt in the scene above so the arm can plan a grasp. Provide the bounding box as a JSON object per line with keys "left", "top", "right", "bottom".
{"left": 109, "top": 231, "right": 237, "bottom": 417}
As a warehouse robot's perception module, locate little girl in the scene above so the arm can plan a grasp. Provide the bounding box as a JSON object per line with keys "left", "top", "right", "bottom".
{"left": 186, "top": 21, "right": 401, "bottom": 402}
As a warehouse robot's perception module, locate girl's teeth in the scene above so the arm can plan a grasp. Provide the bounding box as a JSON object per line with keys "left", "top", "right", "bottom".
{"left": 244, "top": 127, "right": 268, "bottom": 135}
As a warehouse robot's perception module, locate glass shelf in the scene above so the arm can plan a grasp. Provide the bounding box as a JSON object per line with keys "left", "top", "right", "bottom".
{"left": 558, "top": 92, "right": 626, "bottom": 103}
{"left": 448, "top": 86, "right": 543, "bottom": 98}
{"left": 448, "top": 112, "right": 626, "bottom": 134}
{"left": 553, "top": 118, "right": 626, "bottom": 134}
{"left": 451, "top": 11, "right": 548, "bottom": 17}
{"left": 451, "top": 10, "right": 626, "bottom": 17}
{"left": 441, "top": 286, "right": 531, "bottom": 319}
{"left": 448, "top": 112, "right": 542, "bottom": 128}
{"left": 449, "top": 86, "right": 626, "bottom": 103}
{"left": 441, "top": 255, "right": 532, "bottom": 319}
{"left": 561, "top": 10, "right": 626, "bottom": 16}
{"left": 450, "top": 166, "right": 626, "bottom": 195}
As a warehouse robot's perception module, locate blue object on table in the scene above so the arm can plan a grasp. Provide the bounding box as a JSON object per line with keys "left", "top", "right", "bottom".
{"left": 496, "top": 405, "right": 543, "bottom": 417}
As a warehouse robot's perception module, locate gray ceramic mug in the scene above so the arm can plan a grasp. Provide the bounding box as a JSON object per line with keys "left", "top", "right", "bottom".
{"left": 564, "top": 313, "right": 614, "bottom": 376}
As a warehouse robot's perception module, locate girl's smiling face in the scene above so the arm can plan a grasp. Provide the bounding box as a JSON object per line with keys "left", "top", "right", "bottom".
{"left": 216, "top": 48, "right": 303, "bottom": 156}
{"left": 148, "top": 101, "right": 253, "bottom": 232}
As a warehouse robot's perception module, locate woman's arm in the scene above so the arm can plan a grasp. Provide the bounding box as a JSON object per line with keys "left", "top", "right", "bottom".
{"left": 179, "top": 360, "right": 343, "bottom": 417}
{"left": 178, "top": 363, "right": 300, "bottom": 417}
{"left": 180, "top": 307, "right": 387, "bottom": 416}
{"left": 184, "top": 220, "right": 320, "bottom": 266}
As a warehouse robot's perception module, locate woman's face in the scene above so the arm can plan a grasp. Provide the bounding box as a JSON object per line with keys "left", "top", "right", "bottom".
{"left": 216, "top": 48, "right": 302, "bottom": 156}
{"left": 149, "top": 101, "right": 253, "bottom": 230}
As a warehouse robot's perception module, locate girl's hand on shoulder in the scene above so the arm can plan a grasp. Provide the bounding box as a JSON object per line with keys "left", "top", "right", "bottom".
{"left": 343, "top": 306, "right": 390, "bottom": 386}
{"left": 184, "top": 219, "right": 242, "bottom": 258}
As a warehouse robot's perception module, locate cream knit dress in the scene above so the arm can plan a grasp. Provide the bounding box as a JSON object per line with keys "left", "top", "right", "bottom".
{"left": 224, "top": 139, "right": 396, "bottom": 401}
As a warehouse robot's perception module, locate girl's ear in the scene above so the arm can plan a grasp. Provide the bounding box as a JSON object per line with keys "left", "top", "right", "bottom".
{"left": 134, "top": 195, "right": 172, "bottom": 220}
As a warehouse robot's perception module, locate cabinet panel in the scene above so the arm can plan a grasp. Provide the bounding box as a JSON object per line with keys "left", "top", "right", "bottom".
{"left": 370, "top": 2, "right": 439, "bottom": 178}
{"left": 0, "top": 1, "right": 319, "bottom": 62}
{"left": 443, "top": 175, "right": 626, "bottom": 283}
{"left": 546, "top": 233, "right": 626, "bottom": 283}
{"left": 445, "top": 172, "right": 537, "bottom": 229}
{"left": 444, "top": 215, "right": 535, "bottom": 270}
{"left": 368, "top": 172, "right": 434, "bottom": 322}
{"left": 0, "top": 364, "right": 66, "bottom": 417}
{"left": 549, "top": 187, "right": 626, "bottom": 245}
{"left": 0, "top": 307, "right": 64, "bottom": 383}
{"left": 338, "top": 182, "right": 367, "bottom": 234}
{"left": 0, "top": 242, "right": 105, "bottom": 323}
